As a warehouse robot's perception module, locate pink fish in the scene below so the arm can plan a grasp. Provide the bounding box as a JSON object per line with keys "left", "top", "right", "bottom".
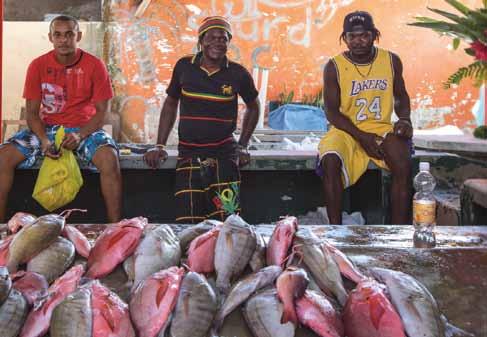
{"left": 188, "top": 227, "right": 220, "bottom": 273}
{"left": 91, "top": 281, "right": 136, "bottom": 337}
{"left": 19, "top": 264, "right": 85, "bottom": 337}
{"left": 276, "top": 267, "right": 309, "bottom": 325}
{"left": 62, "top": 224, "right": 91, "bottom": 258}
{"left": 0, "top": 235, "right": 14, "bottom": 266}
{"left": 11, "top": 271, "right": 49, "bottom": 307}
{"left": 267, "top": 216, "right": 298, "bottom": 267}
{"left": 323, "top": 242, "right": 366, "bottom": 284}
{"left": 296, "top": 290, "right": 344, "bottom": 337}
{"left": 7, "top": 212, "right": 37, "bottom": 233}
{"left": 130, "top": 267, "right": 185, "bottom": 337}
{"left": 86, "top": 217, "right": 147, "bottom": 279}
{"left": 343, "top": 279, "right": 405, "bottom": 337}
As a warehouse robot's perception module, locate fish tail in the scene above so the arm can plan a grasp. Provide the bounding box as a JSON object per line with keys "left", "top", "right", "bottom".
{"left": 281, "top": 306, "right": 298, "bottom": 325}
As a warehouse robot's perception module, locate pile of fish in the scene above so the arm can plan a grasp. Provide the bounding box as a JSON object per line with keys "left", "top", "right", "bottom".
{"left": 0, "top": 212, "right": 475, "bottom": 337}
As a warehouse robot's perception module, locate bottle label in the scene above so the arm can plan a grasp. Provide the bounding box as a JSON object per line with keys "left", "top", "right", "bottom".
{"left": 413, "top": 199, "right": 436, "bottom": 224}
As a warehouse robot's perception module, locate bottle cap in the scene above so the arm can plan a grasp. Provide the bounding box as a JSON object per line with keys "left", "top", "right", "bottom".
{"left": 419, "top": 162, "right": 430, "bottom": 172}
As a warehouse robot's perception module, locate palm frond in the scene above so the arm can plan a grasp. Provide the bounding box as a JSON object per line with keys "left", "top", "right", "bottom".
{"left": 445, "top": 0, "right": 471, "bottom": 15}
{"left": 444, "top": 61, "right": 487, "bottom": 88}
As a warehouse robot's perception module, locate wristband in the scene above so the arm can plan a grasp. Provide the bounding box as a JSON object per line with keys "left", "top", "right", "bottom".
{"left": 148, "top": 144, "right": 166, "bottom": 153}
{"left": 237, "top": 143, "right": 249, "bottom": 153}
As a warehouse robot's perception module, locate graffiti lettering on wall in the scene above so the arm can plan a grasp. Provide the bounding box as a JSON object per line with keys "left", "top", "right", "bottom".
{"left": 107, "top": 0, "right": 480, "bottom": 142}
{"left": 108, "top": 0, "right": 354, "bottom": 141}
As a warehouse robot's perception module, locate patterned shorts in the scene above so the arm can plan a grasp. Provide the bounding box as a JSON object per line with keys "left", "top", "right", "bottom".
{"left": 3, "top": 125, "right": 118, "bottom": 169}
{"left": 174, "top": 157, "right": 241, "bottom": 223}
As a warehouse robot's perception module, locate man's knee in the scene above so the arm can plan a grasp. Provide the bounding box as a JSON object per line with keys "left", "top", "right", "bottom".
{"left": 322, "top": 154, "right": 342, "bottom": 176}
{"left": 92, "top": 146, "right": 120, "bottom": 174}
{"left": 0, "top": 144, "right": 25, "bottom": 170}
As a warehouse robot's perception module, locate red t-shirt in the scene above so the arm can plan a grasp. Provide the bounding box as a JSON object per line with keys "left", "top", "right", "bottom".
{"left": 23, "top": 49, "right": 114, "bottom": 127}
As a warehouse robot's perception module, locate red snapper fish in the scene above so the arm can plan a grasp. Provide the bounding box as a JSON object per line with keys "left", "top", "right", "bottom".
{"left": 266, "top": 216, "right": 298, "bottom": 267}
{"left": 91, "top": 281, "right": 135, "bottom": 337}
{"left": 7, "top": 212, "right": 37, "bottom": 234}
{"left": 276, "top": 266, "right": 309, "bottom": 325}
{"left": 343, "top": 279, "right": 406, "bottom": 337}
{"left": 188, "top": 226, "right": 221, "bottom": 273}
{"left": 11, "top": 271, "right": 49, "bottom": 307}
{"left": 19, "top": 264, "right": 85, "bottom": 337}
{"left": 86, "top": 217, "right": 147, "bottom": 279}
{"left": 322, "top": 241, "right": 366, "bottom": 284}
{"left": 129, "top": 267, "right": 185, "bottom": 337}
{"left": 62, "top": 224, "right": 92, "bottom": 258}
{"left": 296, "top": 290, "right": 344, "bottom": 337}
{"left": 0, "top": 235, "right": 14, "bottom": 266}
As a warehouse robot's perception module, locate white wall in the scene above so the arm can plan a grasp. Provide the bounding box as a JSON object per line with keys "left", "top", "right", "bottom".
{"left": 2, "top": 22, "right": 102, "bottom": 138}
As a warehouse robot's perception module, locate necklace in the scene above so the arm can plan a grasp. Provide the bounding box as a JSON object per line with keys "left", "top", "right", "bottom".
{"left": 348, "top": 48, "right": 376, "bottom": 78}
{"left": 353, "top": 62, "right": 373, "bottom": 78}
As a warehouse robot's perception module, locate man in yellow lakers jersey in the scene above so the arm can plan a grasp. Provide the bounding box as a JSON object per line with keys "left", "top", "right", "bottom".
{"left": 319, "top": 11, "right": 413, "bottom": 225}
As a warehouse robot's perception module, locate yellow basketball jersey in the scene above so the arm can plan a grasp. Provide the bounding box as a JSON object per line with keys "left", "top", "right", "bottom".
{"left": 332, "top": 47, "right": 394, "bottom": 134}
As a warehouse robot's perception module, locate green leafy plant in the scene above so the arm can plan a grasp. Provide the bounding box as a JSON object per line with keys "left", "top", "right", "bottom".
{"left": 473, "top": 125, "right": 487, "bottom": 138}
{"left": 409, "top": 0, "right": 487, "bottom": 88}
{"left": 301, "top": 90, "right": 324, "bottom": 108}
{"left": 277, "top": 87, "right": 295, "bottom": 107}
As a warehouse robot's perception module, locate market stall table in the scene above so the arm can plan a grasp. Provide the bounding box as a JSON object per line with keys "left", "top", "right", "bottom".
{"left": 1, "top": 224, "right": 486, "bottom": 336}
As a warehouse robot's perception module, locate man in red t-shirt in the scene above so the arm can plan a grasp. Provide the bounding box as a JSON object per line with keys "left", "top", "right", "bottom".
{"left": 0, "top": 15, "right": 122, "bottom": 222}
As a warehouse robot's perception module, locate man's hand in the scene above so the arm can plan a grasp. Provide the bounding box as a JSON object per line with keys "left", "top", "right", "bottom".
{"left": 40, "top": 139, "right": 60, "bottom": 159}
{"left": 61, "top": 132, "right": 82, "bottom": 151}
{"left": 237, "top": 145, "right": 250, "bottom": 167}
{"left": 143, "top": 147, "right": 168, "bottom": 169}
{"left": 393, "top": 119, "right": 413, "bottom": 139}
{"left": 357, "top": 131, "right": 384, "bottom": 160}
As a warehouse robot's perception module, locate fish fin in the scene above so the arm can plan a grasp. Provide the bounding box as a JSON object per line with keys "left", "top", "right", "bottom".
{"left": 281, "top": 306, "right": 298, "bottom": 325}
{"left": 183, "top": 290, "right": 191, "bottom": 317}
{"left": 369, "top": 296, "right": 385, "bottom": 330}
{"left": 155, "top": 281, "right": 169, "bottom": 308}
{"left": 224, "top": 232, "right": 233, "bottom": 250}
{"left": 275, "top": 229, "right": 281, "bottom": 242}
{"left": 41, "top": 295, "right": 57, "bottom": 315}
{"left": 107, "top": 229, "right": 129, "bottom": 250}
{"left": 101, "top": 301, "right": 116, "bottom": 332}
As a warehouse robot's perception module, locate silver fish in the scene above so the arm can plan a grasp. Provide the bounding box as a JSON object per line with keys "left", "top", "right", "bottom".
{"left": 125, "top": 224, "right": 181, "bottom": 289}
{"left": 0, "top": 288, "right": 28, "bottom": 337}
{"left": 214, "top": 215, "right": 257, "bottom": 294}
{"left": 243, "top": 288, "right": 295, "bottom": 337}
{"left": 50, "top": 287, "right": 92, "bottom": 337}
{"left": 294, "top": 228, "right": 348, "bottom": 306}
{"left": 371, "top": 267, "right": 445, "bottom": 337}
{"left": 249, "top": 232, "right": 266, "bottom": 272}
{"left": 27, "top": 236, "right": 75, "bottom": 284}
{"left": 7, "top": 214, "right": 65, "bottom": 272}
{"left": 169, "top": 272, "right": 218, "bottom": 337}
{"left": 178, "top": 220, "right": 221, "bottom": 252}
{"left": 213, "top": 265, "right": 282, "bottom": 332}
{"left": 0, "top": 266, "right": 11, "bottom": 306}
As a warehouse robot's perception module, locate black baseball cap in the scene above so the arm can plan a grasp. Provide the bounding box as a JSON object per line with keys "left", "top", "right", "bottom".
{"left": 343, "top": 11, "right": 375, "bottom": 33}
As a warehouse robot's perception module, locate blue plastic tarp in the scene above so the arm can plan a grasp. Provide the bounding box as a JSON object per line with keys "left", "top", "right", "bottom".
{"left": 268, "top": 104, "right": 327, "bottom": 131}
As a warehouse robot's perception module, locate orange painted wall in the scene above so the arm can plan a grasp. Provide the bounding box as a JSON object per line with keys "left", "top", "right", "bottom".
{"left": 108, "top": 0, "right": 482, "bottom": 142}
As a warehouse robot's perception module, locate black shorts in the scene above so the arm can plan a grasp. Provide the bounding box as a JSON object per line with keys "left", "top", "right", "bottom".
{"left": 174, "top": 157, "right": 241, "bottom": 223}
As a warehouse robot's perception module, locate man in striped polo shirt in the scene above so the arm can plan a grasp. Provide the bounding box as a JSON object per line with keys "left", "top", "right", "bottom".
{"left": 144, "top": 16, "right": 260, "bottom": 223}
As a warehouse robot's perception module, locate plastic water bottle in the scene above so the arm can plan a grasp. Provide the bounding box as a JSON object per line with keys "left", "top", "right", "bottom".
{"left": 412, "top": 162, "right": 437, "bottom": 248}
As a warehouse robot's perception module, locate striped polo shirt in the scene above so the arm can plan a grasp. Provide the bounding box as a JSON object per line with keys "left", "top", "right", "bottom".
{"left": 166, "top": 52, "right": 258, "bottom": 158}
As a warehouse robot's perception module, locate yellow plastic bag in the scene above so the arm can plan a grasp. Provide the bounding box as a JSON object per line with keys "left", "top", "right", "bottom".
{"left": 33, "top": 127, "right": 83, "bottom": 211}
